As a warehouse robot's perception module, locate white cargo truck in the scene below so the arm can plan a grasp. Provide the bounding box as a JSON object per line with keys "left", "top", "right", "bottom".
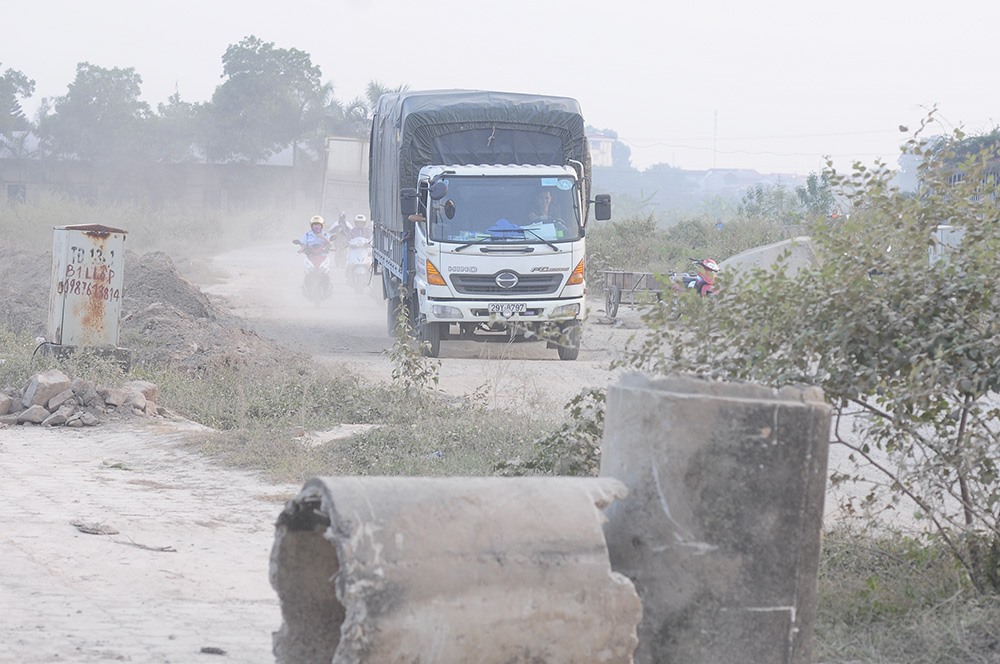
{"left": 369, "top": 89, "right": 611, "bottom": 359}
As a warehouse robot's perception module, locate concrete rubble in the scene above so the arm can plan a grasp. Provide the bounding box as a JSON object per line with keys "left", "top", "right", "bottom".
{"left": 0, "top": 368, "right": 164, "bottom": 428}
{"left": 270, "top": 476, "right": 642, "bottom": 664}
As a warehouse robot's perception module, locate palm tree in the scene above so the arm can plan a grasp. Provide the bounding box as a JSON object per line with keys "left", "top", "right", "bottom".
{"left": 365, "top": 80, "right": 408, "bottom": 110}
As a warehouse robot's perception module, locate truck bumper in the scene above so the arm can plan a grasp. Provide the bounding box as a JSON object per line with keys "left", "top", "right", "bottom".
{"left": 421, "top": 296, "right": 586, "bottom": 324}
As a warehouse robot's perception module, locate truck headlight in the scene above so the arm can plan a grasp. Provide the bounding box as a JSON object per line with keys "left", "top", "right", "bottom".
{"left": 431, "top": 305, "right": 463, "bottom": 318}
{"left": 551, "top": 304, "right": 580, "bottom": 318}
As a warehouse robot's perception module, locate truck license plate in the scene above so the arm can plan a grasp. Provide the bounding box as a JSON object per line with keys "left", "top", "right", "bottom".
{"left": 489, "top": 302, "right": 527, "bottom": 314}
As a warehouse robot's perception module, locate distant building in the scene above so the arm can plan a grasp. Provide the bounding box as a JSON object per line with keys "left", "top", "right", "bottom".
{"left": 587, "top": 132, "right": 615, "bottom": 168}
{"left": 697, "top": 168, "right": 799, "bottom": 193}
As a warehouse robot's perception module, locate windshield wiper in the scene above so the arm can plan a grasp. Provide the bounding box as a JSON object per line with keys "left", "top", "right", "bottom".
{"left": 454, "top": 236, "right": 497, "bottom": 252}
{"left": 520, "top": 227, "right": 560, "bottom": 251}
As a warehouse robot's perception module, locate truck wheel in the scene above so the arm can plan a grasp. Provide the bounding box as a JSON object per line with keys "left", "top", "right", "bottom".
{"left": 556, "top": 321, "right": 581, "bottom": 361}
{"left": 419, "top": 320, "right": 441, "bottom": 357}
{"left": 383, "top": 273, "right": 402, "bottom": 336}
{"left": 605, "top": 285, "right": 621, "bottom": 318}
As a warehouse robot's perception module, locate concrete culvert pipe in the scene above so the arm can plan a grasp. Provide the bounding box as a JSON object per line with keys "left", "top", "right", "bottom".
{"left": 600, "top": 373, "right": 832, "bottom": 664}
{"left": 270, "top": 476, "right": 642, "bottom": 664}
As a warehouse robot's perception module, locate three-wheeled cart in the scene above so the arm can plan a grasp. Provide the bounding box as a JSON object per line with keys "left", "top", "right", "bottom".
{"left": 600, "top": 270, "right": 666, "bottom": 319}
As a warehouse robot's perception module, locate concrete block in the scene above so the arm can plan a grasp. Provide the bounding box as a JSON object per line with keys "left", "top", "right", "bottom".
{"left": 600, "top": 373, "right": 831, "bottom": 664}
{"left": 270, "top": 476, "right": 641, "bottom": 664}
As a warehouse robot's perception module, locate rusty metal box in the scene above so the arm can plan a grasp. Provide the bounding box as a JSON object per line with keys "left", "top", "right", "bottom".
{"left": 47, "top": 224, "right": 128, "bottom": 347}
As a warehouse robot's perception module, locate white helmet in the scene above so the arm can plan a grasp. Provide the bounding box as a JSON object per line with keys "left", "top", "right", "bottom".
{"left": 698, "top": 258, "right": 720, "bottom": 273}
{"left": 354, "top": 214, "right": 368, "bottom": 226}
{"left": 310, "top": 215, "right": 324, "bottom": 228}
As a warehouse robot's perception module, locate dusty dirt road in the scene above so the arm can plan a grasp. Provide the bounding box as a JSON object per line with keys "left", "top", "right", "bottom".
{"left": 201, "top": 242, "right": 636, "bottom": 411}
{"left": 0, "top": 416, "right": 301, "bottom": 663}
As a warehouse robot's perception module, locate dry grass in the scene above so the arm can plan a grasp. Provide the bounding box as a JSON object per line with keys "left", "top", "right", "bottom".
{"left": 814, "top": 526, "right": 1000, "bottom": 663}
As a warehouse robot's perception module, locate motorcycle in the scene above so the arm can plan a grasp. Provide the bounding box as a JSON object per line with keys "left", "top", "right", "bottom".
{"left": 292, "top": 239, "right": 333, "bottom": 304}
{"left": 344, "top": 235, "right": 373, "bottom": 294}
{"left": 662, "top": 258, "right": 719, "bottom": 319}
{"left": 669, "top": 258, "right": 720, "bottom": 297}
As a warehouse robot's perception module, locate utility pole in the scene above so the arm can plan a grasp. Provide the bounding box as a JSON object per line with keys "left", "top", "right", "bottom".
{"left": 713, "top": 110, "right": 718, "bottom": 170}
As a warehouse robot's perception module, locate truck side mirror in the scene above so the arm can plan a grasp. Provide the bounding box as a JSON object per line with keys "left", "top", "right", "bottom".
{"left": 594, "top": 194, "right": 612, "bottom": 221}
{"left": 401, "top": 188, "right": 418, "bottom": 217}
{"left": 429, "top": 180, "right": 448, "bottom": 200}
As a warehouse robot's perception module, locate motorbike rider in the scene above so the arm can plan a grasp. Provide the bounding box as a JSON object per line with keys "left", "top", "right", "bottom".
{"left": 343, "top": 214, "right": 374, "bottom": 291}
{"left": 298, "top": 215, "right": 333, "bottom": 254}
{"left": 689, "top": 258, "right": 720, "bottom": 296}
{"left": 345, "top": 214, "right": 371, "bottom": 241}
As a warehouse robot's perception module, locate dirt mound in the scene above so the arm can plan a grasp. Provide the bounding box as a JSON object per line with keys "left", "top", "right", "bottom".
{"left": 0, "top": 247, "right": 50, "bottom": 337}
{"left": 0, "top": 246, "right": 294, "bottom": 374}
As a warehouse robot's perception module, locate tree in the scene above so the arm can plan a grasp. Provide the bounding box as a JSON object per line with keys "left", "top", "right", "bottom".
{"left": 0, "top": 64, "right": 35, "bottom": 138}
{"left": 205, "top": 36, "right": 323, "bottom": 162}
{"left": 148, "top": 93, "right": 201, "bottom": 163}
{"left": 795, "top": 170, "right": 835, "bottom": 216}
{"left": 36, "top": 62, "right": 151, "bottom": 163}
{"left": 339, "top": 96, "right": 373, "bottom": 138}
{"left": 363, "top": 81, "right": 403, "bottom": 109}
{"left": 737, "top": 182, "right": 802, "bottom": 224}
{"left": 622, "top": 118, "right": 1000, "bottom": 592}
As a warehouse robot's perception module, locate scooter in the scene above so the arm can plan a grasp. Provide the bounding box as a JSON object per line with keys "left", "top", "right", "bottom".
{"left": 292, "top": 239, "right": 333, "bottom": 304}
{"left": 344, "top": 235, "right": 373, "bottom": 294}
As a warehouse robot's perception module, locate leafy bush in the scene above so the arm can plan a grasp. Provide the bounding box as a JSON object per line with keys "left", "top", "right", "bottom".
{"left": 621, "top": 118, "right": 1000, "bottom": 592}
{"left": 496, "top": 387, "right": 606, "bottom": 477}
{"left": 586, "top": 212, "right": 795, "bottom": 285}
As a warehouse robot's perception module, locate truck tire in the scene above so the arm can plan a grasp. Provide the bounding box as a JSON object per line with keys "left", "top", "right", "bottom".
{"left": 383, "top": 273, "right": 398, "bottom": 336}
{"left": 556, "top": 321, "right": 581, "bottom": 361}
{"left": 605, "top": 285, "right": 621, "bottom": 319}
{"left": 419, "top": 320, "right": 442, "bottom": 358}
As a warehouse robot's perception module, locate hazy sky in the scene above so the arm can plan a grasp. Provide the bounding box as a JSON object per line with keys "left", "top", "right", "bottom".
{"left": 9, "top": 0, "right": 1000, "bottom": 174}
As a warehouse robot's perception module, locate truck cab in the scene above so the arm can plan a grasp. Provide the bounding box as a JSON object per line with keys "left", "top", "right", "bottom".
{"left": 404, "top": 164, "right": 594, "bottom": 359}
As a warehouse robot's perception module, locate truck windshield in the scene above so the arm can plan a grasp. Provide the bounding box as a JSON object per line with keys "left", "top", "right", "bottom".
{"left": 428, "top": 176, "right": 582, "bottom": 244}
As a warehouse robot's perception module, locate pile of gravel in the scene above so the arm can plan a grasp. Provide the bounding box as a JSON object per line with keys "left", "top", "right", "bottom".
{"left": 1, "top": 368, "right": 163, "bottom": 428}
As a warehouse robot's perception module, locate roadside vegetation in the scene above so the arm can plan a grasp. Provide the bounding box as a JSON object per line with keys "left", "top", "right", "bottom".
{"left": 4, "top": 117, "right": 1000, "bottom": 662}
{"left": 515, "top": 117, "right": 1000, "bottom": 660}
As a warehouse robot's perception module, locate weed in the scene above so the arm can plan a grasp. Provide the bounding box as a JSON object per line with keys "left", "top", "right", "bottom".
{"left": 389, "top": 294, "right": 440, "bottom": 395}
{"left": 497, "top": 387, "right": 606, "bottom": 477}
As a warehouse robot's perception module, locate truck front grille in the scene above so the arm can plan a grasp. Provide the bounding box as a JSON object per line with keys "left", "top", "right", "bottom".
{"left": 450, "top": 273, "right": 563, "bottom": 295}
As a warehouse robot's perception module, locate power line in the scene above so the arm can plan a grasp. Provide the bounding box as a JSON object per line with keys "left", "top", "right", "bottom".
{"left": 622, "top": 142, "right": 894, "bottom": 158}
{"left": 620, "top": 128, "right": 902, "bottom": 145}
